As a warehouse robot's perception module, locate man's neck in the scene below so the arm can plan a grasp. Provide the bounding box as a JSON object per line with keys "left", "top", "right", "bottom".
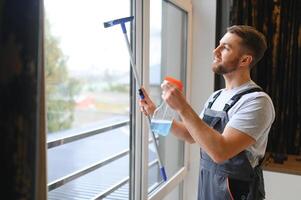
{"left": 223, "top": 71, "right": 251, "bottom": 90}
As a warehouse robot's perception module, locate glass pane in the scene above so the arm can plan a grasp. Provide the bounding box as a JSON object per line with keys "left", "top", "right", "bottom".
{"left": 44, "top": 0, "right": 131, "bottom": 199}
{"left": 148, "top": 0, "right": 188, "bottom": 197}
{"left": 45, "top": 0, "right": 131, "bottom": 134}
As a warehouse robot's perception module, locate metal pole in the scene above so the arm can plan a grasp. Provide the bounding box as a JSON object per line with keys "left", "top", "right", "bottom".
{"left": 103, "top": 16, "right": 167, "bottom": 181}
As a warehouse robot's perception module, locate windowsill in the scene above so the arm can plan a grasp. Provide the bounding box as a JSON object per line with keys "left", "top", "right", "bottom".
{"left": 262, "top": 153, "right": 301, "bottom": 176}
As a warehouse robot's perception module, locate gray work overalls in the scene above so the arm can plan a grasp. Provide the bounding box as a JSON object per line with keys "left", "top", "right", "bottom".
{"left": 198, "top": 88, "right": 265, "bottom": 200}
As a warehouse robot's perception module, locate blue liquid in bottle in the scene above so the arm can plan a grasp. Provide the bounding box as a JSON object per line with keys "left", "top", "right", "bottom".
{"left": 150, "top": 120, "right": 172, "bottom": 136}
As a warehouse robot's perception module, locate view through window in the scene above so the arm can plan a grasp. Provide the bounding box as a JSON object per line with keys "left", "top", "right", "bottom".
{"left": 45, "top": 0, "right": 132, "bottom": 199}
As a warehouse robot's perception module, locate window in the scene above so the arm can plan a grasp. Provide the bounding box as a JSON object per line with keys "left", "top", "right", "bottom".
{"left": 44, "top": 0, "right": 192, "bottom": 199}
{"left": 45, "top": 0, "right": 132, "bottom": 199}
{"left": 148, "top": 0, "right": 190, "bottom": 199}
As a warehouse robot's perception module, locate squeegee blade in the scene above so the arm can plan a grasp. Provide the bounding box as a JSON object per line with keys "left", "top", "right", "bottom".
{"left": 103, "top": 16, "right": 134, "bottom": 28}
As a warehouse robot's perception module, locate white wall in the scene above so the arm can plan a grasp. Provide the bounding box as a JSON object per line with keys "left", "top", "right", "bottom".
{"left": 184, "top": 0, "right": 216, "bottom": 200}
{"left": 264, "top": 171, "right": 301, "bottom": 200}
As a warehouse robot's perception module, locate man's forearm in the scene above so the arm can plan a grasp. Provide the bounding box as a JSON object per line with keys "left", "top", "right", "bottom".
{"left": 171, "top": 120, "right": 195, "bottom": 144}
{"left": 178, "top": 105, "right": 226, "bottom": 162}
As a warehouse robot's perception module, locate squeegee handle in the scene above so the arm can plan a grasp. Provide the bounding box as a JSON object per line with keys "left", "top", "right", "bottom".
{"left": 160, "top": 167, "right": 167, "bottom": 182}
{"left": 138, "top": 89, "right": 145, "bottom": 99}
{"left": 138, "top": 88, "right": 167, "bottom": 181}
{"left": 104, "top": 16, "right": 167, "bottom": 181}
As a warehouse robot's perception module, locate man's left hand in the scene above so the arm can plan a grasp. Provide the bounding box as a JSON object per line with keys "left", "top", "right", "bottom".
{"left": 161, "top": 81, "right": 188, "bottom": 113}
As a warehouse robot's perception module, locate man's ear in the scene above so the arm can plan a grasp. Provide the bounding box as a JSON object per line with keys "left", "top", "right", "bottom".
{"left": 240, "top": 54, "right": 253, "bottom": 67}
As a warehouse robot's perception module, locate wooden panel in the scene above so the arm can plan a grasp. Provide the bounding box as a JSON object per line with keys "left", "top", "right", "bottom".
{"left": 263, "top": 153, "right": 301, "bottom": 176}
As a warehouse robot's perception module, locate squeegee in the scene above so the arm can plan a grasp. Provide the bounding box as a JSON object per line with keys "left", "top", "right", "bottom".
{"left": 103, "top": 16, "right": 167, "bottom": 181}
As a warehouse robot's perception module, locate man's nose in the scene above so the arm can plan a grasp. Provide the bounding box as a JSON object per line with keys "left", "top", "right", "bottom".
{"left": 213, "top": 45, "right": 221, "bottom": 55}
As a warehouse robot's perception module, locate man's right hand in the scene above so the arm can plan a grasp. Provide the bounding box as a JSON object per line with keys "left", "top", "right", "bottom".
{"left": 138, "top": 87, "right": 156, "bottom": 116}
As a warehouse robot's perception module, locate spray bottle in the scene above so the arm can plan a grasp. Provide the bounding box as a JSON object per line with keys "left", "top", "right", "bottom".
{"left": 150, "top": 76, "right": 183, "bottom": 136}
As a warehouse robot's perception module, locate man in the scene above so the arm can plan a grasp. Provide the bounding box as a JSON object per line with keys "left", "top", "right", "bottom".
{"left": 139, "top": 25, "right": 275, "bottom": 200}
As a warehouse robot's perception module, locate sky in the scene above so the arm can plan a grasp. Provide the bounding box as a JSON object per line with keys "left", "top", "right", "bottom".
{"left": 44, "top": 0, "right": 132, "bottom": 76}
{"left": 44, "top": 0, "right": 162, "bottom": 79}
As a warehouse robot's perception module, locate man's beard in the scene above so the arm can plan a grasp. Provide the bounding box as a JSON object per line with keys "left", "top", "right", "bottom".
{"left": 212, "top": 64, "right": 238, "bottom": 75}
{"left": 212, "top": 58, "right": 240, "bottom": 75}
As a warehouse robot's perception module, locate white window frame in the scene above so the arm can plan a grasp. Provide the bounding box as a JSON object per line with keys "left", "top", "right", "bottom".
{"left": 134, "top": 0, "right": 193, "bottom": 199}
{"left": 41, "top": 0, "right": 193, "bottom": 199}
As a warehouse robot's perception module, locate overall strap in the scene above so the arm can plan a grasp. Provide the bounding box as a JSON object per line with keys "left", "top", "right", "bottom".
{"left": 207, "top": 90, "right": 222, "bottom": 109}
{"left": 223, "top": 87, "right": 263, "bottom": 113}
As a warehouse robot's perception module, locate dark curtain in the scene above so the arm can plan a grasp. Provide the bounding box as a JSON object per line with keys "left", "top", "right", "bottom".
{"left": 0, "top": 0, "right": 44, "bottom": 199}
{"left": 225, "top": 0, "right": 301, "bottom": 155}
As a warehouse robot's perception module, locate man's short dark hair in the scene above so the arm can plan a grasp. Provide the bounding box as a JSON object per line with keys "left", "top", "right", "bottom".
{"left": 227, "top": 25, "right": 267, "bottom": 68}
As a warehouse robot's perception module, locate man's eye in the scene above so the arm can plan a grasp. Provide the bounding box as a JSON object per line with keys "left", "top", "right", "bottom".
{"left": 223, "top": 46, "right": 229, "bottom": 50}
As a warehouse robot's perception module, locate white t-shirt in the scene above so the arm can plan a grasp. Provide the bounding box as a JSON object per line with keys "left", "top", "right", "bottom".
{"left": 200, "top": 81, "right": 275, "bottom": 167}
